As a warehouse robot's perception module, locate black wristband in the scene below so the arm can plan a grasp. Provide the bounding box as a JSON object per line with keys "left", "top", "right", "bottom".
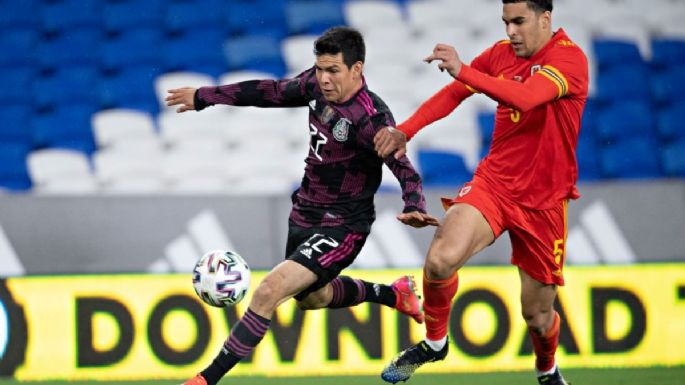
{"left": 194, "top": 89, "right": 208, "bottom": 111}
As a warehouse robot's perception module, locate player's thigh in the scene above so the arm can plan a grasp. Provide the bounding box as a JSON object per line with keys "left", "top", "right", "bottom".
{"left": 426, "top": 203, "right": 495, "bottom": 276}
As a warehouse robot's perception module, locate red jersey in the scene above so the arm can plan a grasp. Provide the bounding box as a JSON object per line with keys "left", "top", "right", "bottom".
{"left": 400, "top": 29, "right": 588, "bottom": 209}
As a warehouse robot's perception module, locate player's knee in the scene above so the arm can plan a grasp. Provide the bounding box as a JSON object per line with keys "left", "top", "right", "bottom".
{"left": 425, "top": 252, "right": 458, "bottom": 279}
{"left": 521, "top": 306, "right": 553, "bottom": 331}
{"left": 251, "top": 278, "right": 280, "bottom": 311}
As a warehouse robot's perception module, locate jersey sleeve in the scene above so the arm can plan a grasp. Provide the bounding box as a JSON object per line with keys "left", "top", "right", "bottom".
{"left": 359, "top": 111, "right": 427, "bottom": 213}
{"left": 456, "top": 43, "right": 588, "bottom": 112}
{"left": 195, "top": 68, "right": 314, "bottom": 110}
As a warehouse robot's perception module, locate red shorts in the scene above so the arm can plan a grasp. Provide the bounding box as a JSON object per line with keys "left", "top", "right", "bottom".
{"left": 441, "top": 177, "right": 568, "bottom": 285}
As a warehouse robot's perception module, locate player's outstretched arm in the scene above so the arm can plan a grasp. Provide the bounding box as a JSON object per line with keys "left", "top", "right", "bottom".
{"left": 397, "top": 211, "right": 440, "bottom": 228}
{"left": 166, "top": 87, "right": 198, "bottom": 113}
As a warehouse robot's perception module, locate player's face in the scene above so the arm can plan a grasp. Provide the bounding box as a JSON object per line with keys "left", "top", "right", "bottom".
{"left": 315, "top": 53, "right": 363, "bottom": 103}
{"left": 502, "top": 3, "right": 552, "bottom": 58}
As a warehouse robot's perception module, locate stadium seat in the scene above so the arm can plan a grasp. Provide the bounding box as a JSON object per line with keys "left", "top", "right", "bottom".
{"left": 477, "top": 111, "right": 496, "bottom": 147}
{"left": 165, "top": 1, "right": 224, "bottom": 33}
{"left": 31, "top": 103, "right": 99, "bottom": 155}
{"left": 595, "top": 64, "right": 650, "bottom": 103}
{"left": 218, "top": 70, "right": 278, "bottom": 85}
{"left": 661, "top": 139, "right": 685, "bottom": 177}
{"left": 92, "top": 109, "right": 158, "bottom": 149}
{"left": 99, "top": 67, "right": 161, "bottom": 114}
{"left": 0, "top": 1, "right": 39, "bottom": 30}
{"left": 225, "top": 0, "right": 288, "bottom": 39}
{"left": 650, "top": 67, "right": 685, "bottom": 105}
{"left": 656, "top": 102, "right": 685, "bottom": 141}
{"left": 157, "top": 108, "right": 231, "bottom": 147}
{"left": 2, "top": 67, "right": 34, "bottom": 105}
{"left": 103, "top": 0, "right": 163, "bottom": 33}
{"left": 418, "top": 149, "right": 473, "bottom": 188}
{"left": 281, "top": 35, "right": 318, "bottom": 74}
{"left": 34, "top": 65, "right": 102, "bottom": 109}
{"left": 0, "top": 142, "right": 32, "bottom": 191}
{"left": 36, "top": 28, "right": 103, "bottom": 70}
{"left": 102, "top": 30, "right": 163, "bottom": 71}
{"left": 286, "top": 0, "right": 346, "bottom": 35}
{"left": 224, "top": 35, "right": 287, "bottom": 77}
{"left": 0, "top": 104, "right": 32, "bottom": 143}
{"left": 593, "top": 39, "right": 644, "bottom": 70}
{"left": 163, "top": 31, "right": 228, "bottom": 77}
{"left": 41, "top": 0, "right": 102, "bottom": 33}
{"left": 93, "top": 147, "right": 164, "bottom": 187}
{"left": 651, "top": 38, "right": 685, "bottom": 70}
{"left": 600, "top": 137, "right": 661, "bottom": 179}
{"left": 576, "top": 135, "right": 602, "bottom": 181}
{"left": 595, "top": 101, "right": 656, "bottom": 141}
{"left": 344, "top": 0, "right": 403, "bottom": 32}
{"left": 154, "top": 71, "right": 216, "bottom": 111}
{"left": 27, "top": 149, "right": 98, "bottom": 194}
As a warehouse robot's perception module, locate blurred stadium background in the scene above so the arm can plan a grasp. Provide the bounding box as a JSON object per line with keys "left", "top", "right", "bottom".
{"left": 0, "top": 0, "right": 684, "bottom": 383}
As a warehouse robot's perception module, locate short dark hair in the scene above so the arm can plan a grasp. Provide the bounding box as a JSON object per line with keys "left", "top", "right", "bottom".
{"left": 314, "top": 26, "right": 366, "bottom": 68}
{"left": 502, "top": 0, "right": 553, "bottom": 13}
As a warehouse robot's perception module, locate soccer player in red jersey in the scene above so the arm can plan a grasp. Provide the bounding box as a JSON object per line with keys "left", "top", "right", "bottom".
{"left": 375, "top": 1, "right": 587, "bottom": 384}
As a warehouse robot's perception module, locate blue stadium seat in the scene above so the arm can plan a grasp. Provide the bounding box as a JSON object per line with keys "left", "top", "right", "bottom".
{"left": 0, "top": 104, "right": 33, "bottom": 143}
{"left": 656, "top": 102, "right": 685, "bottom": 141}
{"left": 661, "top": 139, "right": 685, "bottom": 177}
{"left": 102, "top": 29, "right": 163, "bottom": 71}
{"left": 164, "top": 30, "right": 228, "bottom": 77}
{"left": 576, "top": 135, "right": 602, "bottom": 181}
{"left": 477, "top": 111, "right": 495, "bottom": 144}
{"left": 31, "top": 104, "right": 99, "bottom": 155}
{"left": 0, "top": 142, "right": 32, "bottom": 191}
{"left": 0, "top": 1, "right": 39, "bottom": 29}
{"left": 595, "top": 64, "right": 650, "bottom": 103}
{"left": 595, "top": 100, "right": 655, "bottom": 141}
{"left": 42, "top": 0, "right": 103, "bottom": 33}
{"left": 225, "top": 0, "right": 288, "bottom": 39}
{"left": 418, "top": 149, "right": 472, "bottom": 188}
{"left": 600, "top": 137, "right": 661, "bottom": 179}
{"left": 36, "top": 28, "right": 103, "bottom": 70}
{"left": 0, "top": 33, "right": 36, "bottom": 68}
{"left": 104, "top": 0, "right": 163, "bottom": 33}
{"left": 34, "top": 66, "right": 102, "bottom": 109}
{"left": 99, "top": 67, "right": 161, "bottom": 114}
{"left": 224, "top": 35, "right": 286, "bottom": 77}
{"left": 286, "top": 0, "right": 345, "bottom": 35}
{"left": 593, "top": 39, "right": 644, "bottom": 70}
{"left": 1, "top": 67, "right": 34, "bottom": 105}
{"left": 651, "top": 38, "right": 685, "bottom": 70}
{"left": 650, "top": 67, "right": 685, "bottom": 105}
{"left": 165, "top": 1, "right": 224, "bottom": 33}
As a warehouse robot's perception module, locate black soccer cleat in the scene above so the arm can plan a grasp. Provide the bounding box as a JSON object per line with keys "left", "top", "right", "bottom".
{"left": 537, "top": 367, "right": 570, "bottom": 385}
{"left": 381, "top": 339, "right": 449, "bottom": 383}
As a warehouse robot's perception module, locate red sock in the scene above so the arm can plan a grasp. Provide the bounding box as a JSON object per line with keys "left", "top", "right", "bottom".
{"left": 528, "top": 311, "right": 560, "bottom": 372}
{"left": 422, "top": 270, "right": 459, "bottom": 341}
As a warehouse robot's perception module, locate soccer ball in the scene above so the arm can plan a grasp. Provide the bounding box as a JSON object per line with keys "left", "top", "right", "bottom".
{"left": 192, "top": 250, "right": 251, "bottom": 307}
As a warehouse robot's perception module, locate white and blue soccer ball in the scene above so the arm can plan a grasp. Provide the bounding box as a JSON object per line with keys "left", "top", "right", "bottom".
{"left": 192, "top": 250, "right": 251, "bottom": 307}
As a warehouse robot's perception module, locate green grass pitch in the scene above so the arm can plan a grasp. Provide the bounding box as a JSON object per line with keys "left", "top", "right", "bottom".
{"left": 5, "top": 367, "right": 684, "bottom": 385}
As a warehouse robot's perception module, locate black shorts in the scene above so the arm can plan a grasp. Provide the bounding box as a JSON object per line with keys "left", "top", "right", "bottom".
{"left": 285, "top": 224, "right": 368, "bottom": 301}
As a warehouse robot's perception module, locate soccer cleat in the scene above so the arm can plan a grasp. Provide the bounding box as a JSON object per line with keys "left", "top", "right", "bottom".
{"left": 537, "top": 367, "right": 570, "bottom": 385}
{"left": 381, "top": 339, "right": 448, "bottom": 383}
{"left": 182, "top": 374, "right": 208, "bottom": 385}
{"left": 391, "top": 275, "right": 424, "bottom": 324}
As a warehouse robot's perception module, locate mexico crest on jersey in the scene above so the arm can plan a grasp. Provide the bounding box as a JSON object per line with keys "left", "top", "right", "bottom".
{"left": 332, "top": 118, "right": 351, "bottom": 142}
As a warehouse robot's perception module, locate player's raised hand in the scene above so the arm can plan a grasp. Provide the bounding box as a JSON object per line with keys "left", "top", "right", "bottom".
{"left": 166, "top": 87, "right": 197, "bottom": 113}
{"left": 424, "top": 43, "right": 463, "bottom": 78}
{"left": 397, "top": 211, "right": 440, "bottom": 228}
{"left": 374, "top": 126, "right": 407, "bottom": 159}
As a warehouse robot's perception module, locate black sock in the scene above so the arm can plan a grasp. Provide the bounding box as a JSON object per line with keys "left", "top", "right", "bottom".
{"left": 201, "top": 308, "right": 270, "bottom": 385}
{"left": 328, "top": 275, "right": 396, "bottom": 308}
